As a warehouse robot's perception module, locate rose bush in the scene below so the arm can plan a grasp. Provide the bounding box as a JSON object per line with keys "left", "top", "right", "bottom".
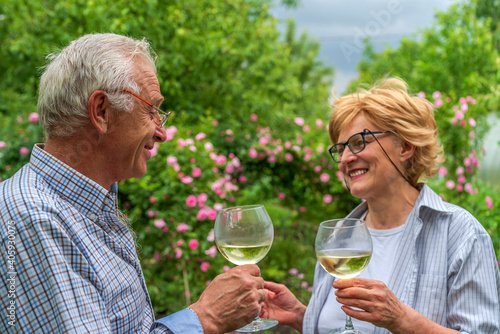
{"left": 0, "top": 92, "right": 498, "bottom": 318}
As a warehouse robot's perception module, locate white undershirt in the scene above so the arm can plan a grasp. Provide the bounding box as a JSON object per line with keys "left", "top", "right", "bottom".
{"left": 317, "top": 223, "right": 406, "bottom": 333}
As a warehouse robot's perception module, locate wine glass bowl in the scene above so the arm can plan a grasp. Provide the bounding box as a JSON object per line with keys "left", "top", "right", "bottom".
{"left": 315, "top": 218, "right": 373, "bottom": 334}
{"left": 214, "top": 204, "right": 278, "bottom": 333}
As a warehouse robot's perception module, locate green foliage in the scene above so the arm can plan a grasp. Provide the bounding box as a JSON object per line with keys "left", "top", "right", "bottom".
{"left": 421, "top": 93, "right": 500, "bottom": 257}
{"left": 350, "top": 2, "right": 499, "bottom": 100}
{"left": 0, "top": 113, "right": 43, "bottom": 180}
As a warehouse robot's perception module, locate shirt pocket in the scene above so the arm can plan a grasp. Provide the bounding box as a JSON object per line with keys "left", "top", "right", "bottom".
{"left": 414, "top": 274, "right": 447, "bottom": 326}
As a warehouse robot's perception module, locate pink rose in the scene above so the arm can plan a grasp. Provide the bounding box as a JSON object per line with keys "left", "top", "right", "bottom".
{"left": 208, "top": 209, "right": 217, "bottom": 220}
{"left": 205, "top": 245, "right": 217, "bottom": 258}
{"left": 19, "top": 147, "right": 30, "bottom": 156}
{"left": 186, "top": 195, "right": 197, "bottom": 207}
{"left": 323, "top": 194, "right": 333, "bottom": 204}
{"left": 153, "top": 219, "right": 166, "bottom": 229}
{"left": 181, "top": 176, "right": 193, "bottom": 184}
{"left": 197, "top": 193, "right": 208, "bottom": 204}
{"left": 225, "top": 164, "right": 234, "bottom": 173}
{"left": 249, "top": 147, "right": 258, "bottom": 159}
{"left": 215, "top": 155, "right": 227, "bottom": 165}
{"left": 188, "top": 239, "right": 199, "bottom": 250}
{"left": 200, "top": 261, "right": 210, "bottom": 272}
{"left": 468, "top": 117, "right": 476, "bottom": 127}
{"left": 204, "top": 142, "right": 213, "bottom": 151}
{"left": 207, "top": 229, "right": 215, "bottom": 242}
{"left": 197, "top": 208, "right": 209, "bottom": 221}
{"left": 294, "top": 117, "right": 304, "bottom": 126}
{"left": 486, "top": 196, "right": 493, "bottom": 209}
{"left": 195, "top": 132, "right": 206, "bottom": 141}
{"left": 177, "top": 223, "right": 189, "bottom": 232}
{"left": 319, "top": 173, "right": 330, "bottom": 182}
{"left": 192, "top": 167, "right": 202, "bottom": 178}
{"left": 28, "top": 113, "right": 39, "bottom": 123}
{"left": 167, "top": 156, "right": 177, "bottom": 166}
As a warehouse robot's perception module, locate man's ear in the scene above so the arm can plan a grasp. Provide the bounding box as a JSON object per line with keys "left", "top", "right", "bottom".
{"left": 400, "top": 141, "right": 416, "bottom": 162}
{"left": 88, "top": 90, "right": 111, "bottom": 135}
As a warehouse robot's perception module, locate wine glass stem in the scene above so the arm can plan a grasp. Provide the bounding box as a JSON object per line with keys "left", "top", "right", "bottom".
{"left": 345, "top": 315, "right": 355, "bottom": 330}
{"left": 253, "top": 316, "right": 263, "bottom": 323}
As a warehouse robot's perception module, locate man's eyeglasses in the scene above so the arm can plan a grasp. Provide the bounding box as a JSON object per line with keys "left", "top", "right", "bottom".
{"left": 329, "top": 129, "right": 390, "bottom": 163}
{"left": 122, "top": 89, "right": 171, "bottom": 127}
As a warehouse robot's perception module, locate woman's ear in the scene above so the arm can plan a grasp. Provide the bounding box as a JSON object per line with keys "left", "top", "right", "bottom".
{"left": 400, "top": 141, "right": 416, "bottom": 162}
{"left": 88, "top": 90, "right": 111, "bottom": 135}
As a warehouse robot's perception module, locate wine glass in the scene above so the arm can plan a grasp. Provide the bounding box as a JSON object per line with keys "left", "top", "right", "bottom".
{"left": 214, "top": 204, "right": 278, "bottom": 333}
{"left": 315, "top": 218, "right": 373, "bottom": 334}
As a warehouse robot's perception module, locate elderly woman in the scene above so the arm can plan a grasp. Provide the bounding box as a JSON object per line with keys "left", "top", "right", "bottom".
{"left": 261, "top": 78, "right": 500, "bottom": 333}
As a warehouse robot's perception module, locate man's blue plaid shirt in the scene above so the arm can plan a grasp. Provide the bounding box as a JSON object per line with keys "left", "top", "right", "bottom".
{"left": 0, "top": 145, "right": 202, "bottom": 333}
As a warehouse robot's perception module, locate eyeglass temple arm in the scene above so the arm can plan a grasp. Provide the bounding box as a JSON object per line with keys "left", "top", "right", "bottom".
{"left": 364, "top": 129, "right": 417, "bottom": 189}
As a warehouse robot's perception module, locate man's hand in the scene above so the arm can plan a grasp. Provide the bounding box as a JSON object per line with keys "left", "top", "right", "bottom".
{"left": 189, "top": 264, "right": 266, "bottom": 334}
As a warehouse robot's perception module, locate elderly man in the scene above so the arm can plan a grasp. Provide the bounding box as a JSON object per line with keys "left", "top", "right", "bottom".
{"left": 0, "top": 33, "right": 265, "bottom": 333}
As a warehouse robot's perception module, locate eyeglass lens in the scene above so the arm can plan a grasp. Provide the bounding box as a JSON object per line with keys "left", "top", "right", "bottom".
{"left": 331, "top": 133, "right": 366, "bottom": 162}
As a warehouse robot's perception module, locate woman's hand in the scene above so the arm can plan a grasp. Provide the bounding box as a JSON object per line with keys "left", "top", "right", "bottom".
{"left": 333, "top": 278, "right": 459, "bottom": 334}
{"left": 260, "top": 281, "right": 307, "bottom": 332}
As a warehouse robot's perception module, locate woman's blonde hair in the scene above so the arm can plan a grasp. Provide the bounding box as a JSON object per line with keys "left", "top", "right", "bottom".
{"left": 328, "top": 77, "right": 444, "bottom": 185}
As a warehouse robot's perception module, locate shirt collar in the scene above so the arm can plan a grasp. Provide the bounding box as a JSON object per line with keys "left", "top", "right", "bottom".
{"left": 414, "top": 183, "right": 453, "bottom": 215}
{"left": 29, "top": 144, "right": 118, "bottom": 222}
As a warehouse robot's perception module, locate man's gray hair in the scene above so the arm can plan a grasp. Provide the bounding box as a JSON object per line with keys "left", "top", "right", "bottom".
{"left": 38, "top": 33, "right": 157, "bottom": 139}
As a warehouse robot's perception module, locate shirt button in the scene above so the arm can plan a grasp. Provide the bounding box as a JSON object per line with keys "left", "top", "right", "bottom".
{"left": 89, "top": 213, "right": 97, "bottom": 220}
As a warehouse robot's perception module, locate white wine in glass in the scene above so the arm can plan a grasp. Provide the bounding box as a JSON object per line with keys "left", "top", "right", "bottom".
{"left": 315, "top": 218, "right": 373, "bottom": 334}
{"left": 214, "top": 204, "right": 278, "bottom": 333}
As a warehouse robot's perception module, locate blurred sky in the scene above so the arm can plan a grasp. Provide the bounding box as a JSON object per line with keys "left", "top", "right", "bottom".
{"left": 270, "top": 0, "right": 459, "bottom": 93}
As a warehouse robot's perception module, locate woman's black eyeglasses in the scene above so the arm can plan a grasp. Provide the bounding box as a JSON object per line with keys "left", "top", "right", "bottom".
{"left": 329, "top": 129, "right": 390, "bottom": 163}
